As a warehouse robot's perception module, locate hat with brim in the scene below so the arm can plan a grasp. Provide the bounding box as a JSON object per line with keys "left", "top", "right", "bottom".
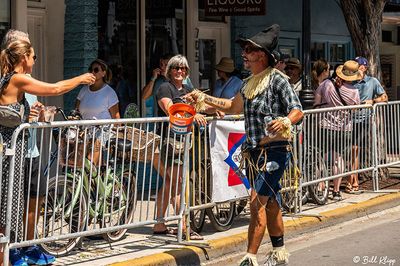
{"left": 215, "top": 57, "right": 235, "bottom": 73}
{"left": 286, "top": 57, "right": 302, "bottom": 69}
{"left": 336, "top": 60, "right": 362, "bottom": 82}
{"left": 236, "top": 24, "right": 280, "bottom": 65}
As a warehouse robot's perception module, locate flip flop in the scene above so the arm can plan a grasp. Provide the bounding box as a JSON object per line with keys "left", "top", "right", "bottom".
{"left": 182, "top": 231, "right": 203, "bottom": 240}
{"left": 153, "top": 227, "right": 177, "bottom": 235}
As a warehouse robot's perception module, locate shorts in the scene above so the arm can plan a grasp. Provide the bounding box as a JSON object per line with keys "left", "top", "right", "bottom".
{"left": 24, "top": 156, "right": 47, "bottom": 197}
{"left": 160, "top": 136, "right": 192, "bottom": 165}
{"left": 245, "top": 141, "right": 291, "bottom": 204}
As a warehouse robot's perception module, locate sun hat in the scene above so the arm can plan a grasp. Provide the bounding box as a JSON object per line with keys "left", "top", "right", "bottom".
{"left": 215, "top": 57, "right": 235, "bottom": 73}
{"left": 335, "top": 60, "right": 362, "bottom": 81}
{"left": 286, "top": 57, "right": 302, "bottom": 69}
{"left": 236, "top": 24, "right": 280, "bottom": 64}
{"left": 355, "top": 56, "right": 368, "bottom": 67}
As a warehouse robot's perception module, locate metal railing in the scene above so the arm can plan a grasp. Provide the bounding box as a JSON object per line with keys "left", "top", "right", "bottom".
{"left": 1, "top": 102, "right": 400, "bottom": 264}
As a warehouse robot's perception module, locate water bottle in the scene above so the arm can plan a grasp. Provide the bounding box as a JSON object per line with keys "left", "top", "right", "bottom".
{"left": 264, "top": 116, "right": 276, "bottom": 138}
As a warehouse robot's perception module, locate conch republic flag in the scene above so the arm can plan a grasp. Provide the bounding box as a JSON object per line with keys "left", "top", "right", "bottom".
{"left": 208, "top": 120, "right": 250, "bottom": 202}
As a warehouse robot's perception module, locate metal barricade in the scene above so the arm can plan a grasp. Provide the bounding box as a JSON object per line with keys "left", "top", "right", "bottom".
{"left": 1, "top": 116, "right": 192, "bottom": 264}
{"left": 374, "top": 101, "right": 400, "bottom": 191}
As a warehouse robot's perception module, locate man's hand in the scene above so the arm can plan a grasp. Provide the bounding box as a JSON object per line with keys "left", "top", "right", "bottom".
{"left": 152, "top": 68, "right": 161, "bottom": 80}
{"left": 193, "top": 113, "right": 207, "bottom": 127}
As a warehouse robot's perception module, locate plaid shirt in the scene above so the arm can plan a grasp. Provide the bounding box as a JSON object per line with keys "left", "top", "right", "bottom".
{"left": 241, "top": 71, "right": 302, "bottom": 149}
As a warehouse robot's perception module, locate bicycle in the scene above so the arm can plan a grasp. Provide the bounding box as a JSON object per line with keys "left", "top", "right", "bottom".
{"left": 38, "top": 109, "right": 136, "bottom": 256}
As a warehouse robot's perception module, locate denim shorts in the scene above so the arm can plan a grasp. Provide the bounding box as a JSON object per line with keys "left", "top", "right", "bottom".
{"left": 246, "top": 141, "right": 291, "bottom": 204}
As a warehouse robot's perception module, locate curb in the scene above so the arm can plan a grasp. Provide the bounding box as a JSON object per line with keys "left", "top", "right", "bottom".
{"left": 109, "top": 192, "right": 400, "bottom": 266}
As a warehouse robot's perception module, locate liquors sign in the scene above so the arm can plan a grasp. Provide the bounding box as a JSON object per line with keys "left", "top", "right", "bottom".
{"left": 205, "top": 0, "right": 266, "bottom": 16}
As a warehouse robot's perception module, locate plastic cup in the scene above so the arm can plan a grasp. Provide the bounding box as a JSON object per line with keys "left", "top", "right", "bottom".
{"left": 44, "top": 106, "right": 57, "bottom": 122}
{"left": 30, "top": 105, "right": 42, "bottom": 123}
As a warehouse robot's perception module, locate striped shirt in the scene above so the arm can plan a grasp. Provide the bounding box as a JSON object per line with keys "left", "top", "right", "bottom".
{"left": 315, "top": 79, "right": 360, "bottom": 131}
{"left": 242, "top": 71, "right": 302, "bottom": 149}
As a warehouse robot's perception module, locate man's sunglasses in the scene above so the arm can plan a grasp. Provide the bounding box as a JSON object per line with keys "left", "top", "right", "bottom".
{"left": 172, "top": 66, "right": 187, "bottom": 71}
{"left": 89, "top": 67, "right": 102, "bottom": 73}
{"left": 243, "top": 45, "right": 261, "bottom": 54}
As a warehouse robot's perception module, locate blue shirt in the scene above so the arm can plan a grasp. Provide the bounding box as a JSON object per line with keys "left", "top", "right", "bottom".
{"left": 353, "top": 75, "right": 385, "bottom": 102}
{"left": 25, "top": 93, "right": 40, "bottom": 158}
{"left": 213, "top": 76, "right": 243, "bottom": 99}
{"left": 353, "top": 75, "right": 385, "bottom": 123}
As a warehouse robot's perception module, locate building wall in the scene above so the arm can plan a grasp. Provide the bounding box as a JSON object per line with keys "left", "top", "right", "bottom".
{"left": 63, "top": 0, "right": 98, "bottom": 111}
{"left": 231, "top": 0, "right": 351, "bottom": 68}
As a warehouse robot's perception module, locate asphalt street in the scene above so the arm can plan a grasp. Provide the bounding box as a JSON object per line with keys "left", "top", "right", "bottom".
{"left": 206, "top": 205, "right": 400, "bottom": 266}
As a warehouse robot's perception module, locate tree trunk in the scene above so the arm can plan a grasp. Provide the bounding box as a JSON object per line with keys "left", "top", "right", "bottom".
{"left": 338, "top": 0, "right": 387, "bottom": 79}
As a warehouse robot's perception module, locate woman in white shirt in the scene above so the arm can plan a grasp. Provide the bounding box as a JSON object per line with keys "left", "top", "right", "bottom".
{"left": 76, "top": 59, "right": 120, "bottom": 119}
{"left": 75, "top": 59, "right": 120, "bottom": 165}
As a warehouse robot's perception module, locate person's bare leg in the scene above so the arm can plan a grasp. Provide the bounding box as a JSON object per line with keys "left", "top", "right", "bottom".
{"left": 266, "top": 198, "right": 284, "bottom": 237}
{"left": 247, "top": 190, "right": 268, "bottom": 254}
{"left": 153, "top": 156, "right": 171, "bottom": 233}
{"left": 24, "top": 197, "right": 44, "bottom": 240}
{"left": 350, "top": 145, "right": 359, "bottom": 189}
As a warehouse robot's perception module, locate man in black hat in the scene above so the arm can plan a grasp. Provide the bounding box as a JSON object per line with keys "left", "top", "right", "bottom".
{"left": 184, "top": 24, "right": 303, "bottom": 266}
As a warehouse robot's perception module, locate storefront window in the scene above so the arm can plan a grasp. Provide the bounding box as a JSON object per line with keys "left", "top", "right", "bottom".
{"left": 311, "top": 42, "right": 325, "bottom": 61}
{"left": 198, "top": 0, "right": 225, "bottom": 22}
{"left": 0, "top": 0, "right": 11, "bottom": 43}
{"left": 144, "top": 0, "right": 185, "bottom": 117}
{"left": 329, "top": 43, "right": 346, "bottom": 64}
{"left": 98, "top": 0, "right": 138, "bottom": 116}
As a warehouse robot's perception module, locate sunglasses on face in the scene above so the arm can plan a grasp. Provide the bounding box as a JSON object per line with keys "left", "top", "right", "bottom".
{"left": 243, "top": 45, "right": 261, "bottom": 54}
{"left": 172, "top": 66, "right": 187, "bottom": 71}
{"left": 33, "top": 55, "right": 37, "bottom": 61}
{"left": 89, "top": 67, "right": 101, "bottom": 73}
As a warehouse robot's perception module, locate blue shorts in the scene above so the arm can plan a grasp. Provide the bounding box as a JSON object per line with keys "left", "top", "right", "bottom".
{"left": 246, "top": 141, "right": 291, "bottom": 205}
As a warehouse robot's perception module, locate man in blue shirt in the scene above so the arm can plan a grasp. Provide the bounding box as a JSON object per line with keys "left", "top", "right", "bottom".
{"left": 213, "top": 57, "right": 243, "bottom": 99}
{"left": 348, "top": 56, "right": 388, "bottom": 193}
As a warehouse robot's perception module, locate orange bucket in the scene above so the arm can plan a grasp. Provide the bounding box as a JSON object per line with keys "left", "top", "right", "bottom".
{"left": 168, "top": 103, "right": 196, "bottom": 134}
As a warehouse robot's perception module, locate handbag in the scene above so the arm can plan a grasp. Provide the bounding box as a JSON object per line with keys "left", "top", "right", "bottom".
{"left": 0, "top": 105, "right": 24, "bottom": 128}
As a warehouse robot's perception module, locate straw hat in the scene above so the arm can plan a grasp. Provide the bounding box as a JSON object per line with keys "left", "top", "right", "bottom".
{"left": 215, "top": 57, "right": 235, "bottom": 73}
{"left": 336, "top": 60, "right": 362, "bottom": 81}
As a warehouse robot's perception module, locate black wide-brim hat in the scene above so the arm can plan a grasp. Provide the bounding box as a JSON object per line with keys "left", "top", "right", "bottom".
{"left": 236, "top": 24, "right": 280, "bottom": 64}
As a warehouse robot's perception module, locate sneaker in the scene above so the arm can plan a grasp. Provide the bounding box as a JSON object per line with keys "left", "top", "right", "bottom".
{"left": 23, "top": 245, "right": 55, "bottom": 265}
{"left": 239, "top": 255, "right": 259, "bottom": 266}
{"left": 9, "top": 249, "right": 28, "bottom": 266}
{"left": 264, "top": 247, "right": 290, "bottom": 266}
{"left": 332, "top": 191, "right": 342, "bottom": 201}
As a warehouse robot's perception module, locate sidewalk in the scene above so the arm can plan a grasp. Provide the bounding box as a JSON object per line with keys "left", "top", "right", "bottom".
{"left": 52, "top": 189, "right": 400, "bottom": 266}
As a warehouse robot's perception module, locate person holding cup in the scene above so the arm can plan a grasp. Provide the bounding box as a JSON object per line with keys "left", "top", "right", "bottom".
{"left": 0, "top": 38, "right": 95, "bottom": 266}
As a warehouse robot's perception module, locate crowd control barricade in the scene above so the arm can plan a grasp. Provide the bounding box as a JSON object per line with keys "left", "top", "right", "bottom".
{"left": 1, "top": 116, "right": 192, "bottom": 264}
{"left": 373, "top": 101, "right": 400, "bottom": 191}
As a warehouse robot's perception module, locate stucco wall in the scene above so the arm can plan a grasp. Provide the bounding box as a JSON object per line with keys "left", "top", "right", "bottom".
{"left": 63, "top": 0, "right": 98, "bottom": 111}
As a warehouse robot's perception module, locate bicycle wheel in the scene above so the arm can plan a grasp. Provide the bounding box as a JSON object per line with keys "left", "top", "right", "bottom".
{"left": 281, "top": 165, "right": 300, "bottom": 213}
{"left": 39, "top": 175, "right": 88, "bottom": 256}
{"left": 305, "top": 147, "right": 329, "bottom": 205}
{"left": 206, "top": 201, "right": 236, "bottom": 231}
{"left": 189, "top": 170, "right": 206, "bottom": 233}
{"left": 235, "top": 199, "right": 248, "bottom": 216}
{"left": 103, "top": 172, "right": 137, "bottom": 242}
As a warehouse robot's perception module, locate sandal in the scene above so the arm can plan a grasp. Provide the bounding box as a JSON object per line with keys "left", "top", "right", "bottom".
{"left": 345, "top": 183, "right": 353, "bottom": 193}
{"left": 182, "top": 231, "right": 203, "bottom": 240}
{"left": 153, "top": 227, "right": 178, "bottom": 235}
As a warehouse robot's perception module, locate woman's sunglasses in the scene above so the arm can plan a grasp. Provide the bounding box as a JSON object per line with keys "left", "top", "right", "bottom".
{"left": 33, "top": 55, "right": 37, "bottom": 61}
{"left": 89, "top": 67, "right": 101, "bottom": 73}
{"left": 172, "top": 66, "right": 187, "bottom": 71}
